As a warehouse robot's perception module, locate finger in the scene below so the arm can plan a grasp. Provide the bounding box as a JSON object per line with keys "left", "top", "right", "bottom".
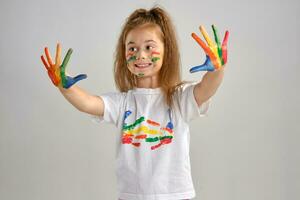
{"left": 212, "top": 24, "right": 222, "bottom": 58}
{"left": 63, "top": 74, "right": 87, "bottom": 89}
{"left": 221, "top": 31, "right": 229, "bottom": 64}
{"left": 189, "top": 56, "right": 215, "bottom": 73}
{"left": 190, "top": 64, "right": 215, "bottom": 73}
{"left": 191, "top": 33, "right": 212, "bottom": 56}
{"left": 73, "top": 74, "right": 87, "bottom": 82}
{"left": 60, "top": 48, "right": 73, "bottom": 87}
{"left": 199, "top": 25, "right": 214, "bottom": 47}
{"left": 200, "top": 25, "right": 219, "bottom": 58}
{"left": 45, "top": 47, "right": 54, "bottom": 66}
{"left": 212, "top": 25, "right": 221, "bottom": 47}
{"left": 222, "top": 30, "right": 229, "bottom": 47}
{"left": 191, "top": 33, "right": 219, "bottom": 64}
{"left": 61, "top": 48, "right": 73, "bottom": 73}
{"left": 48, "top": 71, "right": 60, "bottom": 86}
{"left": 41, "top": 55, "right": 50, "bottom": 70}
{"left": 55, "top": 43, "right": 61, "bottom": 66}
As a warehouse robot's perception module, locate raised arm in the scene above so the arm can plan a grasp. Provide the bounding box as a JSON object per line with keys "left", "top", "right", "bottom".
{"left": 190, "top": 25, "right": 229, "bottom": 106}
{"left": 41, "top": 43, "right": 104, "bottom": 116}
{"left": 193, "top": 68, "right": 224, "bottom": 107}
{"left": 59, "top": 85, "right": 104, "bottom": 116}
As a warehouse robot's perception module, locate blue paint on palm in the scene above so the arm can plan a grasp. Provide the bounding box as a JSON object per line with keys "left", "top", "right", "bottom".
{"left": 64, "top": 74, "right": 87, "bottom": 89}
{"left": 189, "top": 55, "right": 215, "bottom": 73}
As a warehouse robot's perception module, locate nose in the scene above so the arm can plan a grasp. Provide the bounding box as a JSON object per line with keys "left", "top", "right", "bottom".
{"left": 136, "top": 50, "right": 147, "bottom": 60}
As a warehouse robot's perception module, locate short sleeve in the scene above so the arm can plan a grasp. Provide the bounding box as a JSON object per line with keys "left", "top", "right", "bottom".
{"left": 90, "top": 92, "right": 125, "bottom": 127}
{"left": 176, "top": 82, "right": 210, "bottom": 122}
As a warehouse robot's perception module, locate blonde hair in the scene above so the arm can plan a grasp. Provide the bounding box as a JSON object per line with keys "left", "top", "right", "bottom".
{"left": 114, "top": 6, "right": 184, "bottom": 107}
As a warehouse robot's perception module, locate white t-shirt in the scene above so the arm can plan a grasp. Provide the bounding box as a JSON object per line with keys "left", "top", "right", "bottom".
{"left": 92, "top": 82, "right": 210, "bottom": 200}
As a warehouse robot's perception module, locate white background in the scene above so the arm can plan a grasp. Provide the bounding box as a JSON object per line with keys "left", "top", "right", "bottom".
{"left": 0, "top": 0, "right": 299, "bottom": 199}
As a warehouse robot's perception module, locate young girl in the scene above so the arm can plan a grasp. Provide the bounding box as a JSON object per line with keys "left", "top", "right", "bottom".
{"left": 41, "top": 6, "right": 228, "bottom": 200}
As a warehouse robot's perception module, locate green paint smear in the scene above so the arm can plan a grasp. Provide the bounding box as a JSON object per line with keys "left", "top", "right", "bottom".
{"left": 146, "top": 137, "right": 159, "bottom": 142}
{"left": 137, "top": 73, "right": 144, "bottom": 77}
{"left": 151, "top": 57, "right": 160, "bottom": 62}
{"left": 212, "top": 25, "right": 223, "bottom": 65}
{"left": 122, "top": 116, "right": 145, "bottom": 131}
{"left": 146, "top": 135, "right": 173, "bottom": 143}
{"left": 127, "top": 56, "right": 137, "bottom": 63}
{"left": 60, "top": 48, "right": 73, "bottom": 87}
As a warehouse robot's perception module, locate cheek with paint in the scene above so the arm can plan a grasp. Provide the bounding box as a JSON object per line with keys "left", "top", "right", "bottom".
{"left": 151, "top": 51, "right": 160, "bottom": 63}
{"left": 126, "top": 52, "right": 137, "bottom": 63}
{"left": 126, "top": 52, "right": 144, "bottom": 77}
{"left": 125, "top": 51, "right": 161, "bottom": 77}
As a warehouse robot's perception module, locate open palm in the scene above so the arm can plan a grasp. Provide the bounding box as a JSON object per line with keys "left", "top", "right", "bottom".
{"left": 190, "top": 25, "right": 229, "bottom": 73}
{"left": 40, "top": 43, "right": 87, "bottom": 89}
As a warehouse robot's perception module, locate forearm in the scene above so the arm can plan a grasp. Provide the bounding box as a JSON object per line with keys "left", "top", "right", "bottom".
{"left": 194, "top": 68, "right": 225, "bottom": 104}
{"left": 58, "top": 85, "right": 103, "bottom": 115}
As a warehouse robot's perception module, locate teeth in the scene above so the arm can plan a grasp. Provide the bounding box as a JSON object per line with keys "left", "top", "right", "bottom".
{"left": 135, "top": 63, "right": 151, "bottom": 68}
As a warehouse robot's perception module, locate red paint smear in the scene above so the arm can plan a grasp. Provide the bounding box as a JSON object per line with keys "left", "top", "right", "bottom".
{"left": 122, "top": 137, "right": 132, "bottom": 144}
{"left": 135, "top": 134, "right": 147, "bottom": 139}
{"left": 151, "top": 51, "right": 160, "bottom": 55}
{"left": 151, "top": 143, "right": 161, "bottom": 150}
{"left": 161, "top": 127, "right": 173, "bottom": 133}
{"left": 147, "top": 119, "right": 160, "bottom": 126}
{"left": 161, "top": 138, "right": 172, "bottom": 144}
{"left": 126, "top": 52, "right": 134, "bottom": 57}
{"left": 151, "top": 138, "right": 172, "bottom": 150}
{"left": 132, "top": 142, "right": 141, "bottom": 147}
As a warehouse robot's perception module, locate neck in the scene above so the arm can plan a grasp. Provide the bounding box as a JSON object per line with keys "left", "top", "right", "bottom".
{"left": 136, "top": 75, "right": 160, "bottom": 88}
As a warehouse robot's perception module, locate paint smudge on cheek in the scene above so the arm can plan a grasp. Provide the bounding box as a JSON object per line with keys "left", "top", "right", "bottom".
{"left": 151, "top": 51, "right": 161, "bottom": 63}
{"left": 151, "top": 57, "right": 160, "bottom": 62}
{"left": 151, "top": 51, "right": 160, "bottom": 56}
{"left": 127, "top": 55, "right": 137, "bottom": 63}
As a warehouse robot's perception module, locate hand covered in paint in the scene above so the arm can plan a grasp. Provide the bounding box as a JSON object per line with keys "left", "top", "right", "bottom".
{"left": 40, "top": 43, "right": 87, "bottom": 89}
{"left": 190, "top": 25, "right": 229, "bottom": 73}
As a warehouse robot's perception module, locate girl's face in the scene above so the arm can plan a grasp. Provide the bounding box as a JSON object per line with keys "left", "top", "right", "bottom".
{"left": 125, "top": 24, "right": 164, "bottom": 78}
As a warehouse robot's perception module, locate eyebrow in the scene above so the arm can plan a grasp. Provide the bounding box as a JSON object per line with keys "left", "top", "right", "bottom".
{"left": 127, "top": 40, "right": 157, "bottom": 45}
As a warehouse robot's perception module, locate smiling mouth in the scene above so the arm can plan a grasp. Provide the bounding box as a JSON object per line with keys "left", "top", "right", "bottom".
{"left": 134, "top": 63, "right": 153, "bottom": 69}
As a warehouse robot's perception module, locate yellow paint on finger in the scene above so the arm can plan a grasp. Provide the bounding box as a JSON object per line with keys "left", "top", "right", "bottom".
{"left": 200, "top": 26, "right": 219, "bottom": 62}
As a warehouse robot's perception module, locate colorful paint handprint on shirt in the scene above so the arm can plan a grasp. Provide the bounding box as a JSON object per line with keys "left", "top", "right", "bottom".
{"left": 122, "top": 109, "right": 174, "bottom": 150}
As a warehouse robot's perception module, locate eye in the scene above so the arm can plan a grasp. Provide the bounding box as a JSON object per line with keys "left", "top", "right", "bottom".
{"left": 146, "top": 45, "right": 154, "bottom": 51}
{"left": 128, "top": 47, "right": 137, "bottom": 52}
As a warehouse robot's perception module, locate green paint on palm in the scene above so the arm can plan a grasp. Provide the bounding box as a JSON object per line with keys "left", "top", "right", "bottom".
{"left": 151, "top": 57, "right": 160, "bottom": 62}
{"left": 60, "top": 48, "right": 73, "bottom": 87}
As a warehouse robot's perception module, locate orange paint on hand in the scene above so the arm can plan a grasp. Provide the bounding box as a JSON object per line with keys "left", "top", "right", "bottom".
{"left": 191, "top": 33, "right": 221, "bottom": 69}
